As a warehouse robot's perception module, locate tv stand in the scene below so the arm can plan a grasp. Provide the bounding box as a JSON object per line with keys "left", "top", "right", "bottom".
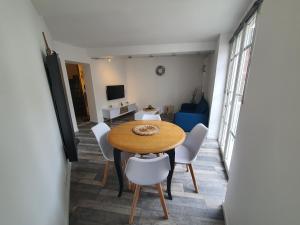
{"left": 102, "top": 103, "right": 137, "bottom": 121}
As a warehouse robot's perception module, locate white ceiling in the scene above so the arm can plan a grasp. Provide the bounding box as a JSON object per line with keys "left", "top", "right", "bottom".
{"left": 32, "top": 0, "right": 251, "bottom": 48}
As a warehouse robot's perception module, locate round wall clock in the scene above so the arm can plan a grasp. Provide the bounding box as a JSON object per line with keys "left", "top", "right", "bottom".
{"left": 155, "top": 65, "right": 166, "bottom": 76}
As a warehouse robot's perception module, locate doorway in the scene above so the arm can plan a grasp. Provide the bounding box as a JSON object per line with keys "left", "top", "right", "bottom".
{"left": 66, "top": 63, "right": 90, "bottom": 122}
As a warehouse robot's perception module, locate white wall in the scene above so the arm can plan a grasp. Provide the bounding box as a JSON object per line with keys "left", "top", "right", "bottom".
{"left": 0, "top": 0, "right": 69, "bottom": 224}
{"left": 205, "top": 52, "right": 217, "bottom": 107}
{"left": 206, "top": 34, "right": 230, "bottom": 139}
{"left": 90, "top": 58, "right": 128, "bottom": 119}
{"left": 202, "top": 53, "right": 214, "bottom": 101}
{"left": 88, "top": 55, "right": 206, "bottom": 120}
{"left": 126, "top": 55, "right": 204, "bottom": 111}
{"left": 224, "top": 1, "right": 300, "bottom": 225}
{"left": 82, "top": 63, "right": 98, "bottom": 122}
{"left": 52, "top": 41, "right": 217, "bottom": 124}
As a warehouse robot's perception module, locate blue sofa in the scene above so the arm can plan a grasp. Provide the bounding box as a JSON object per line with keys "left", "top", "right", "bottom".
{"left": 174, "top": 97, "right": 209, "bottom": 132}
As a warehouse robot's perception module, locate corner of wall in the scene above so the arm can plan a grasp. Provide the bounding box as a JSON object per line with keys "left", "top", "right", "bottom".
{"left": 207, "top": 34, "right": 230, "bottom": 140}
{"left": 222, "top": 203, "right": 230, "bottom": 225}
{"left": 64, "top": 161, "right": 72, "bottom": 225}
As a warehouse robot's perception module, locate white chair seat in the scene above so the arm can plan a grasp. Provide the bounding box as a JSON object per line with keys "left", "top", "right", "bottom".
{"left": 134, "top": 113, "right": 161, "bottom": 121}
{"left": 134, "top": 111, "right": 143, "bottom": 120}
{"left": 175, "top": 144, "right": 194, "bottom": 164}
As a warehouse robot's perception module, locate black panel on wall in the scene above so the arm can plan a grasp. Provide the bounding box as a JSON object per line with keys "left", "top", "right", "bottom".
{"left": 45, "top": 52, "right": 78, "bottom": 161}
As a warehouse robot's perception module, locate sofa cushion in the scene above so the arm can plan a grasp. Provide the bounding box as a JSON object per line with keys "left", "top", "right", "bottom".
{"left": 180, "top": 109, "right": 195, "bottom": 113}
{"left": 195, "top": 97, "right": 208, "bottom": 113}
{"left": 180, "top": 103, "right": 197, "bottom": 112}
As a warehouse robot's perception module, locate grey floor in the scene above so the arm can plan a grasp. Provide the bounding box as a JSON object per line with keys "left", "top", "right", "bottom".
{"left": 69, "top": 113, "right": 227, "bottom": 225}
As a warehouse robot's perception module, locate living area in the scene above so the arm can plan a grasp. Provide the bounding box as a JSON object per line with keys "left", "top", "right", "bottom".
{"left": 41, "top": 6, "right": 229, "bottom": 224}
{"left": 69, "top": 52, "right": 224, "bottom": 224}
{"left": 5, "top": 1, "right": 299, "bottom": 225}
{"left": 95, "top": 53, "right": 212, "bottom": 131}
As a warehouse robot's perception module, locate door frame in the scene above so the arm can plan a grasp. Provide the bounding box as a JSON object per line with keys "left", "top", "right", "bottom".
{"left": 59, "top": 59, "right": 98, "bottom": 131}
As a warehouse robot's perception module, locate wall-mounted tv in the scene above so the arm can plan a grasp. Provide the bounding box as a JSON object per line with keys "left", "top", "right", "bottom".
{"left": 106, "top": 85, "right": 125, "bottom": 100}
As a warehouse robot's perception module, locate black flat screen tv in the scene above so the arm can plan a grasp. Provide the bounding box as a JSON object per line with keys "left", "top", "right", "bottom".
{"left": 106, "top": 85, "right": 125, "bottom": 100}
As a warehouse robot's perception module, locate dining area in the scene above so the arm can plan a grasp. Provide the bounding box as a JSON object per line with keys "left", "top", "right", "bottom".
{"left": 70, "top": 114, "right": 227, "bottom": 225}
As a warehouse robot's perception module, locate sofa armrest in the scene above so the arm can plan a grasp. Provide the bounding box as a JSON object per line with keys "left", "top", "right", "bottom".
{"left": 174, "top": 112, "right": 208, "bottom": 132}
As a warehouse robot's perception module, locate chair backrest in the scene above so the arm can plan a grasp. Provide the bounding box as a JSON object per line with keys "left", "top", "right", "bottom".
{"left": 134, "top": 112, "right": 143, "bottom": 120}
{"left": 141, "top": 114, "right": 161, "bottom": 121}
{"left": 184, "top": 123, "right": 208, "bottom": 161}
{"left": 91, "top": 123, "right": 113, "bottom": 161}
{"left": 125, "top": 155, "right": 170, "bottom": 185}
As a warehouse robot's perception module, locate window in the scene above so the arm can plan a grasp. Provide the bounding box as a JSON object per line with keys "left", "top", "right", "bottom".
{"left": 219, "top": 13, "right": 258, "bottom": 171}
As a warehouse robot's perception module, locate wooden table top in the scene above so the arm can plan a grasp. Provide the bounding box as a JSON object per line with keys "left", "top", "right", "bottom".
{"left": 108, "top": 120, "right": 186, "bottom": 154}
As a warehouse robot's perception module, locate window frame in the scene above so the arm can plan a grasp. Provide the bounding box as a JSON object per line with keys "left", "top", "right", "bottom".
{"left": 218, "top": 13, "right": 259, "bottom": 171}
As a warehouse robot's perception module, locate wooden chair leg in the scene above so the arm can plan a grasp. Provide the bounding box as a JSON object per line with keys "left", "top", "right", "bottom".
{"left": 101, "top": 161, "right": 110, "bottom": 187}
{"left": 132, "top": 183, "right": 136, "bottom": 192}
{"left": 129, "top": 185, "right": 141, "bottom": 224}
{"left": 156, "top": 183, "right": 169, "bottom": 219}
{"left": 128, "top": 180, "right": 136, "bottom": 192}
{"left": 186, "top": 164, "right": 189, "bottom": 172}
{"left": 188, "top": 164, "right": 199, "bottom": 193}
{"left": 121, "top": 160, "right": 126, "bottom": 171}
{"left": 128, "top": 180, "right": 132, "bottom": 191}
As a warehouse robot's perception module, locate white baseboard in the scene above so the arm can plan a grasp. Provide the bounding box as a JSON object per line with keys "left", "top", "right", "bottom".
{"left": 64, "top": 161, "right": 72, "bottom": 225}
{"left": 222, "top": 203, "right": 229, "bottom": 225}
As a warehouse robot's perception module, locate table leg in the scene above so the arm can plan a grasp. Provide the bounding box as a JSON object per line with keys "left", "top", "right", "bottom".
{"left": 166, "top": 149, "right": 175, "bottom": 200}
{"left": 113, "top": 148, "right": 123, "bottom": 197}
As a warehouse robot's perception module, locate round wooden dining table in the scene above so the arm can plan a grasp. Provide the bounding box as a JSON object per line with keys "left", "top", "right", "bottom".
{"left": 108, "top": 120, "right": 186, "bottom": 200}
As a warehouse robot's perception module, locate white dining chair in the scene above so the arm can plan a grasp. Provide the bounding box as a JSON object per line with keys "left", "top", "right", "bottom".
{"left": 136, "top": 113, "right": 162, "bottom": 158}
{"left": 141, "top": 114, "right": 161, "bottom": 120}
{"left": 135, "top": 113, "right": 162, "bottom": 120}
{"left": 125, "top": 155, "right": 170, "bottom": 224}
{"left": 175, "top": 123, "right": 208, "bottom": 193}
{"left": 91, "top": 122, "right": 128, "bottom": 187}
{"left": 133, "top": 113, "right": 162, "bottom": 158}
{"left": 134, "top": 111, "right": 143, "bottom": 120}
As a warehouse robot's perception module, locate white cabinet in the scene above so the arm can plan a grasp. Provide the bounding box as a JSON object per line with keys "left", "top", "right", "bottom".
{"left": 102, "top": 103, "right": 137, "bottom": 120}
{"left": 128, "top": 103, "right": 137, "bottom": 112}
